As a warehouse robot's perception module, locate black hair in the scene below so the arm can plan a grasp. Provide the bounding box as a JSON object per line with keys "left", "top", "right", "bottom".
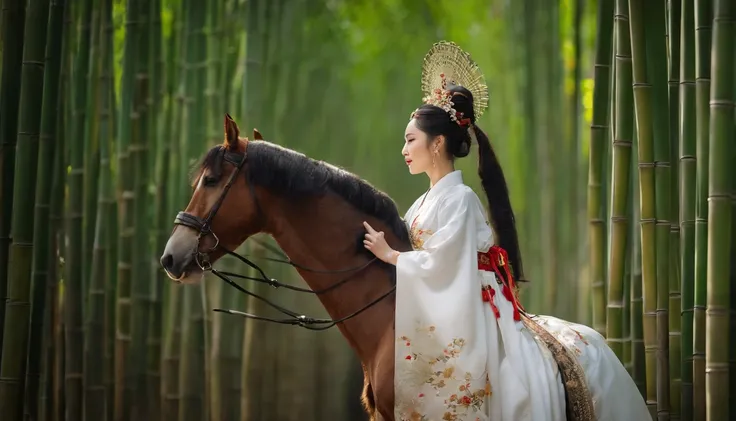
{"left": 412, "top": 85, "right": 526, "bottom": 282}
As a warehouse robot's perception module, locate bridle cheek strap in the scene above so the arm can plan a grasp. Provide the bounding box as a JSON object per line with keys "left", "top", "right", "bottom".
{"left": 173, "top": 150, "right": 245, "bottom": 270}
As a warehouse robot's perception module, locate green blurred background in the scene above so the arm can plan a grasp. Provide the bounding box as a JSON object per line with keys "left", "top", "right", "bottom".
{"left": 1, "top": 0, "right": 734, "bottom": 420}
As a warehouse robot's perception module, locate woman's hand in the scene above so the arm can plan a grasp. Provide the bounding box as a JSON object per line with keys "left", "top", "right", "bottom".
{"left": 363, "top": 221, "right": 399, "bottom": 265}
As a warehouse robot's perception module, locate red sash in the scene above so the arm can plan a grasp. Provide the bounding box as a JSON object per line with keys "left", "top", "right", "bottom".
{"left": 478, "top": 245, "right": 524, "bottom": 321}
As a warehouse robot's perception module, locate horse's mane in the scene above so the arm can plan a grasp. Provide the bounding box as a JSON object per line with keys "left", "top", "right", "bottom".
{"left": 198, "top": 141, "right": 411, "bottom": 246}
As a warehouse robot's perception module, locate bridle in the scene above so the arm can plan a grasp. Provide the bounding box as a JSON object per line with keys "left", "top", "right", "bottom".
{"left": 172, "top": 144, "right": 396, "bottom": 331}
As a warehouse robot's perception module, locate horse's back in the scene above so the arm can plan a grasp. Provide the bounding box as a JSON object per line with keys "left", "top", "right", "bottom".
{"left": 534, "top": 315, "right": 652, "bottom": 421}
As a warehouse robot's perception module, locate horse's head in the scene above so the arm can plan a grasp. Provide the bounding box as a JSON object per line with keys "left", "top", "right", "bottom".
{"left": 160, "top": 114, "right": 263, "bottom": 283}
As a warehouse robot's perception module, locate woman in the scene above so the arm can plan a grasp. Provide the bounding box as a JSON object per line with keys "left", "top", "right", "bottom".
{"left": 363, "top": 42, "right": 649, "bottom": 421}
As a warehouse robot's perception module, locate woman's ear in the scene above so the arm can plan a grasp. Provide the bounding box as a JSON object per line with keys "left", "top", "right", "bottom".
{"left": 434, "top": 135, "right": 445, "bottom": 153}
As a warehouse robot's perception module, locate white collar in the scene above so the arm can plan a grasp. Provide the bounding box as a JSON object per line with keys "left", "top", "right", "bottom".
{"left": 425, "top": 170, "right": 463, "bottom": 201}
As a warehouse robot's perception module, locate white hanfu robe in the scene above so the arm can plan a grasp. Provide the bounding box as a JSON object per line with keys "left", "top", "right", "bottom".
{"left": 394, "top": 170, "right": 650, "bottom": 421}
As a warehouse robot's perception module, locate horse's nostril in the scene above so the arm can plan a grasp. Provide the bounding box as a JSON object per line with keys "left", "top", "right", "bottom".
{"left": 160, "top": 253, "right": 174, "bottom": 270}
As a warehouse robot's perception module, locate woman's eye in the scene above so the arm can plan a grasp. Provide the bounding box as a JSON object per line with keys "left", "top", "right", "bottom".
{"left": 203, "top": 176, "right": 218, "bottom": 186}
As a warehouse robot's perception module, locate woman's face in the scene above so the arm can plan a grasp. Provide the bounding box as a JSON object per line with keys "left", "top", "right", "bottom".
{"left": 402, "top": 119, "right": 440, "bottom": 175}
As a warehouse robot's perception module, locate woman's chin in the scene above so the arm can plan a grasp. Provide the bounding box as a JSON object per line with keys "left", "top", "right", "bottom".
{"left": 408, "top": 165, "right": 423, "bottom": 175}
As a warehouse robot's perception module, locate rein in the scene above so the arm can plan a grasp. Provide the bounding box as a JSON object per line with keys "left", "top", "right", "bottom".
{"left": 173, "top": 145, "right": 396, "bottom": 331}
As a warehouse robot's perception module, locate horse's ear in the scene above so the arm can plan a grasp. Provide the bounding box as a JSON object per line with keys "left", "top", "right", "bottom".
{"left": 253, "top": 128, "right": 263, "bottom": 140}
{"left": 223, "top": 113, "right": 241, "bottom": 149}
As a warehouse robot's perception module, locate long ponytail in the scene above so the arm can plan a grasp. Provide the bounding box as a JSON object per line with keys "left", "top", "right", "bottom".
{"left": 472, "top": 125, "right": 526, "bottom": 282}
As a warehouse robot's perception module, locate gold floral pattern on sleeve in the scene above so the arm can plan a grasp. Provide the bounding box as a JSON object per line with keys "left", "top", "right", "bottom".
{"left": 409, "top": 217, "right": 434, "bottom": 251}
{"left": 396, "top": 325, "right": 491, "bottom": 421}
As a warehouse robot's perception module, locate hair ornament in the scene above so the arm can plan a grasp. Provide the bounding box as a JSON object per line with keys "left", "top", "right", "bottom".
{"left": 410, "top": 41, "right": 489, "bottom": 125}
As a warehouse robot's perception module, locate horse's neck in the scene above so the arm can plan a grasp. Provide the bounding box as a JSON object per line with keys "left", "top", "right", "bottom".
{"left": 264, "top": 194, "right": 396, "bottom": 362}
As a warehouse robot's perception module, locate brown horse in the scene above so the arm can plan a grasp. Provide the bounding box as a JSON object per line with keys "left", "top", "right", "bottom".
{"left": 160, "top": 115, "right": 410, "bottom": 420}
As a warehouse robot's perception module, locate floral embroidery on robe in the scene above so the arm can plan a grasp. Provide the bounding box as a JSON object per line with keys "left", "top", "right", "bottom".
{"left": 396, "top": 323, "right": 491, "bottom": 421}
{"left": 409, "top": 221, "right": 434, "bottom": 250}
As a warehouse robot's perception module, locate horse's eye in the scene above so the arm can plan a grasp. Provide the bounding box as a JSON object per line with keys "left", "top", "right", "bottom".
{"left": 203, "top": 176, "right": 218, "bottom": 186}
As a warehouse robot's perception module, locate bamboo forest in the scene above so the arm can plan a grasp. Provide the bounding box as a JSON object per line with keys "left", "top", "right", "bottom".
{"left": 0, "top": 0, "right": 734, "bottom": 420}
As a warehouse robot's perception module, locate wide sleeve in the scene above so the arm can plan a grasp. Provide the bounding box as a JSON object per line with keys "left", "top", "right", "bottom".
{"left": 396, "top": 188, "right": 478, "bottom": 286}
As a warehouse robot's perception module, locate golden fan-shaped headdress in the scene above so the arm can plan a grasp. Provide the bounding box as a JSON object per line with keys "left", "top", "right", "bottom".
{"left": 414, "top": 41, "right": 489, "bottom": 123}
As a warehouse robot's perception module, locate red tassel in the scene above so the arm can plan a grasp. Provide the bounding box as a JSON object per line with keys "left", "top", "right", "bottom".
{"left": 480, "top": 287, "right": 500, "bottom": 319}
{"left": 481, "top": 289, "right": 490, "bottom": 302}
{"left": 490, "top": 288, "right": 500, "bottom": 319}
{"left": 478, "top": 246, "right": 524, "bottom": 321}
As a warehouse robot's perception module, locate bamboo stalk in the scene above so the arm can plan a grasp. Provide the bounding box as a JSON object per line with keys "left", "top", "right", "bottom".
{"left": 160, "top": 2, "right": 185, "bottom": 418}
{"left": 642, "top": 1, "right": 673, "bottom": 418}
{"left": 146, "top": 0, "right": 164, "bottom": 417}
{"left": 45, "top": 12, "right": 73, "bottom": 419}
{"left": 692, "top": 0, "right": 712, "bottom": 417}
{"left": 630, "top": 124, "right": 646, "bottom": 395}
{"left": 83, "top": 0, "right": 112, "bottom": 418}
{"left": 0, "top": 0, "right": 26, "bottom": 358}
{"left": 705, "top": 1, "right": 734, "bottom": 419}
{"left": 666, "top": 2, "right": 683, "bottom": 419}
{"left": 115, "top": 0, "right": 140, "bottom": 416}
{"left": 565, "top": 0, "right": 585, "bottom": 324}
{"left": 81, "top": 1, "right": 102, "bottom": 310}
{"left": 589, "top": 0, "right": 615, "bottom": 336}
{"left": 0, "top": 0, "right": 51, "bottom": 417}
{"left": 24, "top": 1, "right": 68, "bottom": 419}
{"left": 100, "top": 1, "right": 117, "bottom": 418}
{"left": 64, "top": 0, "right": 94, "bottom": 417}
{"left": 628, "top": 0, "right": 658, "bottom": 416}
{"left": 678, "top": 0, "right": 696, "bottom": 418}
{"left": 129, "top": 0, "right": 153, "bottom": 415}
{"left": 607, "top": 0, "right": 634, "bottom": 361}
